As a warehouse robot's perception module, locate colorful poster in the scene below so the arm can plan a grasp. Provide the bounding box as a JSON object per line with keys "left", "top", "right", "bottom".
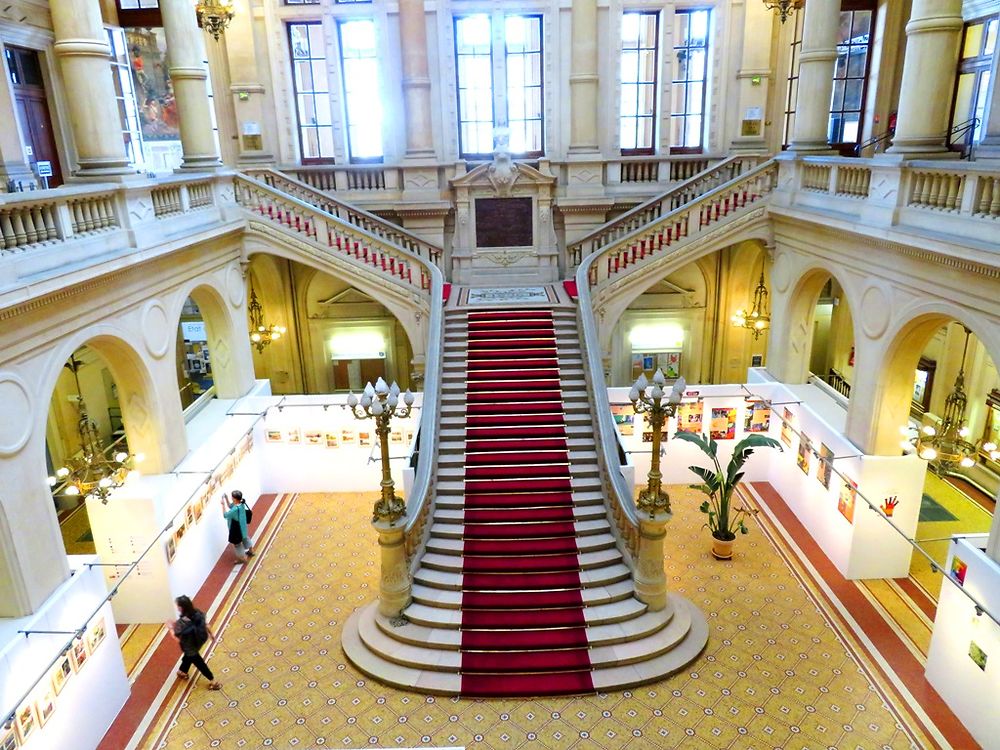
{"left": 796, "top": 435, "right": 812, "bottom": 475}
{"left": 358, "top": 431, "right": 372, "bottom": 447}
{"left": 641, "top": 430, "right": 668, "bottom": 444}
{"left": 780, "top": 407, "right": 795, "bottom": 448}
{"left": 658, "top": 351, "right": 682, "bottom": 379}
{"left": 818, "top": 443, "right": 835, "bottom": 489}
{"left": 611, "top": 404, "right": 635, "bottom": 436}
{"left": 744, "top": 401, "right": 771, "bottom": 433}
{"left": 325, "top": 432, "right": 339, "bottom": 449}
{"left": 969, "top": 641, "right": 988, "bottom": 671}
{"left": 125, "top": 27, "right": 181, "bottom": 141}
{"left": 838, "top": 477, "right": 857, "bottom": 524}
{"left": 15, "top": 703, "right": 37, "bottom": 743}
{"left": 709, "top": 407, "right": 737, "bottom": 440}
{"left": 675, "top": 400, "right": 704, "bottom": 434}
{"left": 265, "top": 430, "right": 283, "bottom": 443}
{"left": 951, "top": 556, "right": 968, "bottom": 586}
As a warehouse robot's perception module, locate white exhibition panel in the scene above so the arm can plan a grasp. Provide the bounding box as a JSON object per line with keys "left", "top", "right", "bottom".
{"left": 926, "top": 536, "right": 1000, "bottom": 749}
{"left": 0, "top": 561, "right": 128, "bottom": 750}
{"left": 609, "top": 379, "right": 925, "bottom": 580}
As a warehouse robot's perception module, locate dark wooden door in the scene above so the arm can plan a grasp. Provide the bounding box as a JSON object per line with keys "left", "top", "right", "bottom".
{"left": 5, "top": 46, "right": 63, "bottom": 187}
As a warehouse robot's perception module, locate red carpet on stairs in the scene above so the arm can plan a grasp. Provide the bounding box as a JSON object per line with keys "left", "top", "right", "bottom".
{"left": 457, "top": 307, "right": 595, "bottom": 698}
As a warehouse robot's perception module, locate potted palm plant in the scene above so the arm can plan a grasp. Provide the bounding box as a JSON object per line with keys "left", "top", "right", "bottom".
{"left": 673, "top": 431, "right": 782, "bottom": 560}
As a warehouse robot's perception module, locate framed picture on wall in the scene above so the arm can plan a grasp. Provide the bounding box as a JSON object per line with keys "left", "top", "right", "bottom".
{"left": 838, "top": 477, "right": 857, "bottom": 524}
{"left": 405, "top": 429, "right": 416, "bottom": 445}
{"left": 287, "top": 428, "right": 301, "bottom": 444}
{"left": 390, "top": 430, "right": 404, "bottom": 445}
{"left": 710, "top": 407, "right": 737, "bottom": 440}
{"left": 304, "top": 430, "right": 323, "bottom": 445}
{"left": 750, "top": 354, "right": 764, "bottom": 368}
{"left": 341, "top": 430, "right": 356, "bottom": 445}
{"left": 15, "top": 703, "right": 37, "bottom": 744}
{"left": 325, "top": 432, "right": 339, "bottom": 448}
{"left": 780, "top": 408, "right": 795, "bottom": 448}
{"left": 358, "top": 431, "right": 372, "bottom": 447}
{"left": 675, "top": 401, "right": 704, "bottom": 434}
{"left": 611, "top": 404, "right": 635, "bottom": 436}
{"left": 796, "top": 435, "right": 812, "bottom": 476}
{"left": 165, "top": 535, "right": 176, "bottom": 564}
{"left": 87, "top": 616, "right": 107, "bottom": 652}
{"left": 0, "top": 724, "right": 18, "bottom": 750}
{"left": 265, "top": 430, "right": 283, "bottom": 443}
{"left": 817, "top": 444, "right": 835, "bottom": 489}
{"left": 51, "top": 654, "right": 72, "bottom": 695}
{"left": 744, "top": 401, "right": 771, "bottom": 433}
{"left": 34, "top": 690, "right": 55, "bottom": 728}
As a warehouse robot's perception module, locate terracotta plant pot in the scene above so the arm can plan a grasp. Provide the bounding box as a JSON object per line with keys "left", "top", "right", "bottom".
{"left": 711, "top": 536, "right": 735, "bottom": 560}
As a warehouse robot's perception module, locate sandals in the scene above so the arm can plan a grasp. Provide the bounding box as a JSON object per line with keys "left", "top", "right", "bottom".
{"left": 176, "top": 671, "right": 189, "bottom": 680}
{"left": 207, "top": 682, "right": 222, "bottom": 690}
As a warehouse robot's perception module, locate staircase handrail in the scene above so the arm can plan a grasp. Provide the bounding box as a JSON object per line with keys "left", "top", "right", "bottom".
{"left": 573, "top": 159, "right": 778, "bottom": 557}
{"left": 231, "top": 174, "right": 443, "bottom": 559}
{"left": 567, "top": 155, "right": 765, "bottom": 267}
{"left": 243, "top": 167, "right": 444, "bottom": 267}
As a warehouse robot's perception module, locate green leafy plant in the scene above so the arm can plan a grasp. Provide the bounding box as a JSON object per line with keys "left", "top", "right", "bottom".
{"left": 673, "top": 432, "right": 783, "bottom": 541}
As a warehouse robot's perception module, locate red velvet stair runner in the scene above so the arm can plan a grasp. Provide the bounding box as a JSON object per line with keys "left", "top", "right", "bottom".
{"left": 458, "top": 308, "right": 594, "bottom": 698}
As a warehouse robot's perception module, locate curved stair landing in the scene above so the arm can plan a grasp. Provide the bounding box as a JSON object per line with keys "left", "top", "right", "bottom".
{"left": 343, "top": 303, "right": 708, "bottom": 696}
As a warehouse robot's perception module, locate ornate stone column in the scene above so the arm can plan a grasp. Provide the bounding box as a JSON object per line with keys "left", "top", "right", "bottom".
{"left": 50, "top": 0, "right": 132, "bottom": 176}
{"left": 633, "top": 516, "right": 669, "bottom": 611}
{"left": 399, "top": 0, "right": 435, "bottom": 159}
{"left": 888, "top": 0, "right": 964, "bottom": 154}
{"left": 786, "top": 0, "right": 840, "bottom": 153}
{"left": 568, "top": 0, "right": 599, "bottom": 153}
{"left": 374, "top": 521, "right": 412, "bottom": 617}
{"left": 159, "top": 0, "right": 223, "bottom": 170}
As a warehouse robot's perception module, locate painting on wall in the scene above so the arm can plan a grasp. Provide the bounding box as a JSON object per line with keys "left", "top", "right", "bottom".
{"left": 325, "top": 432, "right": 339, "bottom": 449}
{"left": 950, "top": 556, "right": 968, "bottom": 586}
{"left": 34, "top": 689, "right": 55, "bottom": 728}
{"left": 969, "top": 641, "right": 988, "bottom": 671}
{"left": 51, "top": 654, "right": 72, "bottom": 695}
{"left": 165, "top": 535, "right": 176, "bottom": 564}
{"left": 304, "top": 430, "right": 324, "bottom": 446}
{"left": 287, "top": 428, "right": 301, "bottom": 445}
{"left": 743, "top": 401, "right": 771, "bottom": 433}
{"left": 838, "top": 476, "right": 857, "bottom": 524}
{"left": 675, "top": 400, "right": 704, "bottom": 434}
{"left": 15, "top": 703, "right": 37, "bottom": 744}
{"left": 87, "top": 616, "right": 106, "bottom": 652}
{"left": 390, "top": 430, "right": 404, "bottom": 445}
{"left": 265, "top": 430, "right": 283, "bottom": 443}
{"left": 341, "top": 430, "right": 356, "bottom": 446}
{"left": 0, "top": 725, "right": 18, "bottom": 750}
{"left": 796, "top": 435, "right": 812, "bottom": 475}
{"left": 780, "top": 407, "right": 795, "bottom": 448}
{"left": 125, "top": 27, "right": 181, "bottom": 141}
{"left": 611, "top": 404, "right": 635, "bottom": 437}
{"left": 358, "top": 431, "right": 372, "bottom": 447}
{"left": 709, "top": 407, "right": 737, "bottom": 440}
{"left": 817, "top": 443, "right": 835, "bottom": 490}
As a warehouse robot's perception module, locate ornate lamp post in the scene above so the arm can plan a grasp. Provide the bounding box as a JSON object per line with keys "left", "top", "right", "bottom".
{"left": 348, "top": 377, "right": 415, "bottom": 616}
{"left": 630, "top": 370, "right": 686, "bottom": 518}
{"left": 627, "top": 369, "right": 686, "bottom": 611}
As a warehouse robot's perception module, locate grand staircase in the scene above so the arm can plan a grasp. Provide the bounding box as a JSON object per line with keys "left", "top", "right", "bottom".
{"left": 343, "top": 301, "right": 708, "bottom": 696}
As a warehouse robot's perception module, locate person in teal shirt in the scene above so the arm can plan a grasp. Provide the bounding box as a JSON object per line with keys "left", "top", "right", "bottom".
{"left": 221, "top": 491, "right": 249, "bottom": 564}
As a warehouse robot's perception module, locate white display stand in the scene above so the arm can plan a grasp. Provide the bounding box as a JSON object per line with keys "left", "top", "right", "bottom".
{"left": 0, "top": 560, "right": 128, "bottom": 750}
{"left": 609, "top": 378, "right": 926, "bottom": 580}
{"left": 86, "top": 385, "right": 421, "bottom": 624}
{"left": 926, "top": 535, "right": 1000, "bottom": 749}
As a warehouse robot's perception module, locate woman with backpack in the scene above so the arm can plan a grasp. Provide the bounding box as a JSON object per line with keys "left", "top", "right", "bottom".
{"left": 221, "top": 490, "right": 252, "bottom": 563}
{"left": 168, "top": 595, "right": 221, "bottom": 690}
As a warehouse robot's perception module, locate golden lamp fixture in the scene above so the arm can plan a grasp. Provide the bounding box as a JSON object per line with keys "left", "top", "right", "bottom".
{"left": 247, "top": 281, "right": 286, "bottom": 353}
{"left": 763, "top": 0, "right": 804, "bottom": 24}
{"left": 196, "top": 0, "right": 235, "bottom": 41}
{"left": 731, "top": 271, "right": 771, "bottom": 340}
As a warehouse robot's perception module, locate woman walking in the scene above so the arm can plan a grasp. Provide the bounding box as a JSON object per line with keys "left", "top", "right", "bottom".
{"left": 168, "top": 595, "right": 221, "bottom": 690}
{"left": 222, "top": 491, "right": 250, "bottom": 564}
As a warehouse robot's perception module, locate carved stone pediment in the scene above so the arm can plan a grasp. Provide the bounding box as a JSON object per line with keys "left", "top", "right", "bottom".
{"left": 450, "top": 160, "right": 556, "bottom": 195}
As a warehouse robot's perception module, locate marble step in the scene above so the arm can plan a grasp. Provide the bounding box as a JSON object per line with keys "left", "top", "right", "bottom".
{"left": 432, "top": 487, "right": 607, "bottom": 509}
{"left": 439, "top": 423, "right": 592, "bottom": 440}
{"left": 432, "top": 504, "right": 607, "bottom": 523}
{"left": 437, "top": 437, "right": 595, "bottom": 454}
{"left": 402, "top": 596, "right": 647, "bottom": 631}
{"left": 438, "top": 450, "right": 598, "bottom": 468}
{"left": 409, "top": 579, "right": 636, "bottom": 610}
{"left": 424, "top": 531, "right": 617, "bottom": 557}
{"left": 418, "top": 547, "right": 623, "bottom": 574}
{"left": 343, "top": 597, "right": 707, "bottom": 694}
{"left": 435, "top": 476, "right": 603, "bottom": 495}
{"left": 429, "top": 518, "right": 610, "bottom": 540}
{"left": 412, "top": 562, "right": 632, "bottom": 592}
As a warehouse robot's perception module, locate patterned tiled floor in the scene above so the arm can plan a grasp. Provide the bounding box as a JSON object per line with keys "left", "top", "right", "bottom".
{"left": 142, "top": 489, "right": 930, "bottom": 750}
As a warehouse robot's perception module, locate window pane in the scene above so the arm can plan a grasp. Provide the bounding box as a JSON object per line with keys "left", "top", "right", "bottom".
{"left": 953, "top": 72, "right": 975, "bottom": 125}
{"left": 985, "top": 20, "right": 998, "bottom": 55}
{"left": 338, "top": 19, "right": 383, "bottom": 160}
{"left": 505, "top": 15, "right": 543, "bottom": 155}
{"left": 620, "top": 11, "right": 659, "bottom": 151}
{"left": 289, "top": 22, "right": 334, "bottom": 160}
{"left": 963, "top": 22, "right": 985, "bottom": 58}
{"left": 671, "top": 9, "right": 710, "bottom": 151}
{"left": 844, "top": 78, "right": 863, "bottom": 110}
{"left": 847, "top": 46, "right": 867, "bottom": 78}
{"left": 456, "top": 15, "right": 494, "bottom": 157}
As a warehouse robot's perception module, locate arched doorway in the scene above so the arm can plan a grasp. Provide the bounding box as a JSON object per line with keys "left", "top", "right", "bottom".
{"left": 176, "top": 296, "right": 214, "bottom": 409}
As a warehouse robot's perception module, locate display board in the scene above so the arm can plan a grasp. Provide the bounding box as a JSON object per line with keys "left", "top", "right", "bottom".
{"left": 926, "top": 535, "right": 1000, "bottom": 750}
{"left": 609, "top": 379, "right": 926, "bottom": 580}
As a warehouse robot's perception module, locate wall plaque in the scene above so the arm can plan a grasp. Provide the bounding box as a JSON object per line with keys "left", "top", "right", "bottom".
{"left": 475, "top": 197, "right": 533, "bottom": 248}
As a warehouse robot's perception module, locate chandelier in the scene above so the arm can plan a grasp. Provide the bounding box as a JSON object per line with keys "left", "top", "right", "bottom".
{"left": 47, "top": 356, "right": 142, "bottom": 503}
{"left": 731, "top": 271, "right": 771, "bottom": 340}
{"left": 196, "top": 0, "right": 235, "bottom": 41}
{"left": 763, "top": 0, "right": 804, "bottom": 24}
{"left": 914, "top": 327, "right": 982, "bottom": 471}
{"left": 248, "top": 280, "right": 286, "bottom": 353}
